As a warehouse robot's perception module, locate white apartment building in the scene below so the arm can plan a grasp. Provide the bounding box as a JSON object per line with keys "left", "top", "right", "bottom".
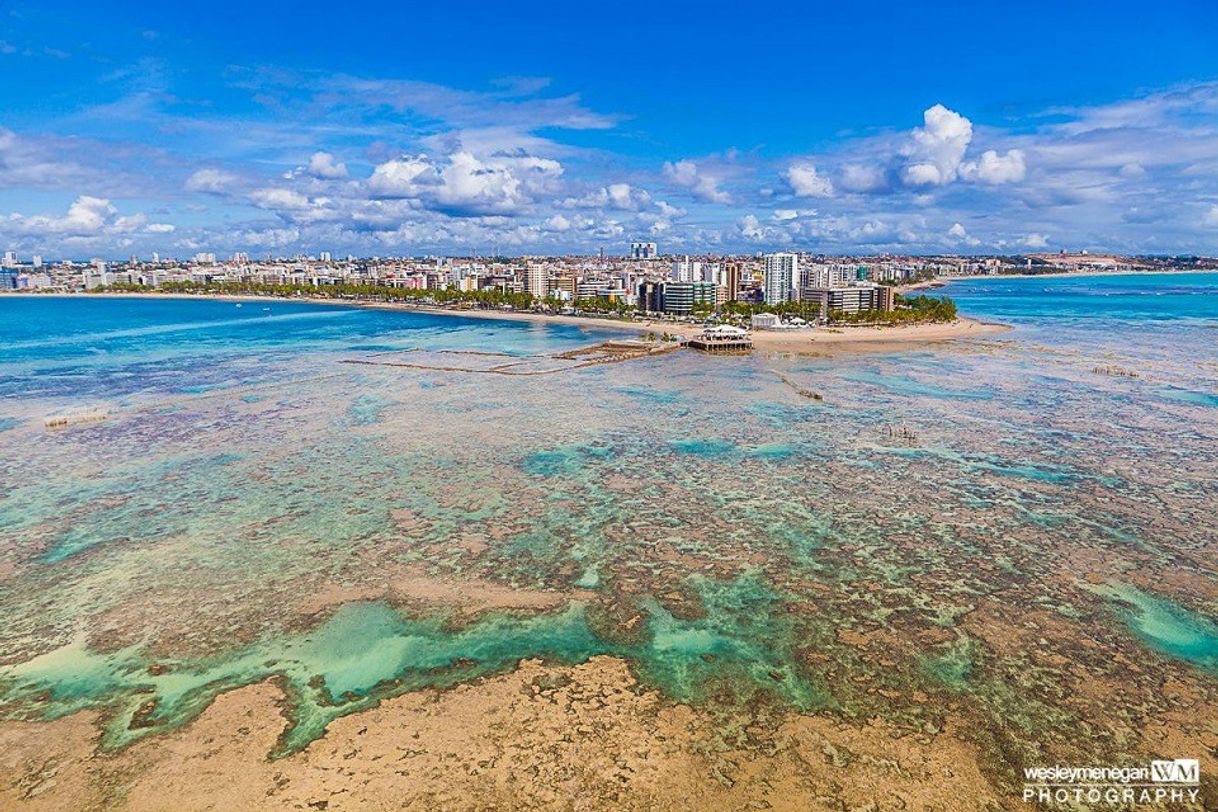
{"left": 670, "top": 256, "right": 702, "bottom": 283}
{"left": 763, "top": 252, "right": 798, "bottom": 305}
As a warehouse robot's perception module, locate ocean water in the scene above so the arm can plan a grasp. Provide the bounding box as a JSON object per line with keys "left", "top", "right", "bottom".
{"left": 1, "top": 279, "right": 1216, "bottom": 772}
{"left": 0, "top": 295, "right": 626, "bottom": 402}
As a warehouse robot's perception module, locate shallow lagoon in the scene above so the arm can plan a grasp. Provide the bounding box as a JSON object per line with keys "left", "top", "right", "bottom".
{"left": 1, "top": 279, "right": 1216, "bottom": 782}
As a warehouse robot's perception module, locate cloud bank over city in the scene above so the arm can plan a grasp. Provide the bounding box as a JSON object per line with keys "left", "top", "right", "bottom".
{"left": 2, "top": 2, "right": 1218, "bottom": 258}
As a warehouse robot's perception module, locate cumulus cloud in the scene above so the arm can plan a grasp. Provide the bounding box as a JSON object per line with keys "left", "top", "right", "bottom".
{"left": 900, "top": 104, "right": 974, "bottom": 186}
{"left": 367, "top": 155, "right": 433, "bottom": 198}
{"left": 435, "top": 151, "right": 562, "bottom": 215}
{"left": 365, "top": 151, "right": 562, "bottom": 215}
{"left": 784, "top": 163, "right": 834, "bottom": 198}
{"left": 655, "top": 200, "right": 685, "bottom": 219}
{"left": 664, "top": 159, "right": 730, "bottom": 203}
{"left": 738, "top": 214, "right": 764, "bottom": 240}
{"left": 947, "top": 222, "right": 981, "bottom": 246}
{"left": 249, "top": 187, "right": 311, "bottom": 211}
{"left": 5, "top": 195, "right": 116, "bottom": 235}
{"left": 1024, "top": 233, "right": 1050, "bottom": 249}
{"left": 2, "top": 195, "right": 169, "bottom": 244}
{"left": 306, "top": 151, "right": 348, "bottom": 179}
{"left": 8, "top": 69, "right": 1218, "bottom": 255}
{"left": 960, "top": 149, "right": 1027, "bottom": 184}
{"left": 186, "top": 168, "right": 239, "bottom": 193}
{"left": 562, "top": 183, "right": 651, "bottom": 211}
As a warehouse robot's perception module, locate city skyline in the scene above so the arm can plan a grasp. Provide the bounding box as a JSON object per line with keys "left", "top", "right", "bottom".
{"left": 4, "top": 1, "right": 1218, "bottom": 257}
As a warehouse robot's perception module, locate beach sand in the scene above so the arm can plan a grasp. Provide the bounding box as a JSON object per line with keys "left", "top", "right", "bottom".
{"left": 24, "top": 292, "right": 1009, "bottom": 354}
{"left": 748, "top": 317, "right": 1010, "bottom": 354}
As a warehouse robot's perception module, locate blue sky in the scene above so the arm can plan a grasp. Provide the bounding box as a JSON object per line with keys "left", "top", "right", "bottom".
{"left": 3, "top": 0, "right": 1218, "bottom": 258}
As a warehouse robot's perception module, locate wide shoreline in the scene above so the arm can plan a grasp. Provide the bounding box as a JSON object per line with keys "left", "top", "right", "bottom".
{"left": 3, "top": 291, "right": 1009, "bottom": 353}
{"left": 748, "top": 317, "right": 1009, "bottom": 353}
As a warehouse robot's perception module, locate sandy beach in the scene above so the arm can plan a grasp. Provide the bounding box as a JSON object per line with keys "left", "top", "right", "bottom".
{"left": 748, "top": 317, "right": 1010, "bottom": 354}
{"left": 12, "top": 292, "right": 1008, "bottom": 353}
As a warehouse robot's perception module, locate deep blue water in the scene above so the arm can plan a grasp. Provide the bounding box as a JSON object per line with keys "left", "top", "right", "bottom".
{"left": 939, "top": 271, "right": 1218, "bottom": 323}
{"left": 0, "top": 295, "right": 625, "bottom": 401}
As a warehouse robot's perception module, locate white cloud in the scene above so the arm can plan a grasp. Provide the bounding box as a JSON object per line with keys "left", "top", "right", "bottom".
{"left": 960, "top": 149, "right": 1027, "bottom": 184}
{"left": 664, "top": 159, "right": 730, "bottom": 203}
{"left": 367, "top": 155, "right": 433, "bottom": 198}
{"left": 1024, "top": 233, "right": 1050, "bottom": 249}
{"left": 543, "top": 214, "right": 571, "bottom": 232}
{"left": 307, "top": 151, "right": 348, "bottom": 179}
{"left": 146, "top": 222, "right": 176, "bottom": 233}
{"left": 784, "top": 163, "right": 834, "bottom": 198}
{"left": 185, "top": 168, "right": 239, "bottom": 193}
{"left": 366, "top": 151, "right": 562, "bottom": 215}
{"left": 2, "top": 195, "right": 162, "bottom": 242}
{"left": 435, "top": 151, "right": 562, "bottom": 215}
{"left": 6, "top": 195, "right": 114, "bottom": 234}
{"left": 249, "top": 187, "right": 311, "bottom": 210}
{"left": 62, "top": 196, "right": 116, "bottom": 231}
{"left": 1204, "top": 205, "right": 1218, "bottom": 227}
{"left": 947, "top": 222, "right": 981, "bottom": 246}
{"left": 838, "top": 163, "right": 886, "bottom": 193}
{"left": 562, "top": 183, "right": 651, "bottom": 211}
{"left": 900, "top": 104, "right": 973, "bottom": 186}
{"left": 738, "top": 214, "right": 765, "bottom": 240}
{"left": 655, "top": 200, "right": 686, "bottom": 219}
{"left": 606, "top": 183, "right": 645, "bottom": 210}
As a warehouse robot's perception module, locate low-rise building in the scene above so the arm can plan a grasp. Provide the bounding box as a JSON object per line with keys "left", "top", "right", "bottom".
{"left": 801, "top": 283, "right": 894, "bottom": 315}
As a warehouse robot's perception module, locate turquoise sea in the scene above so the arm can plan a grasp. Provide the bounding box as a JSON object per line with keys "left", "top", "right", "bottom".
{"left": 0, "top": 277, "right": 1216, "bottom": 774}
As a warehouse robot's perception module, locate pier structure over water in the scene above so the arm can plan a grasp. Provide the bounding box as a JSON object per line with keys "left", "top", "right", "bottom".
{"left": 686, "top": 325, "right": 754, "bottom": 354}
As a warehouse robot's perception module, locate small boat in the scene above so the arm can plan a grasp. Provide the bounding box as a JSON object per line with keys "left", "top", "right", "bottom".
{"left": 236, "top": 303, "right": 243, "bottom": 308}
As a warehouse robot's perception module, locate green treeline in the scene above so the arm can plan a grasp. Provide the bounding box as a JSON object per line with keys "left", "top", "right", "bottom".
{"left": 830, "top": 294, "right": 958, "bottom": 324}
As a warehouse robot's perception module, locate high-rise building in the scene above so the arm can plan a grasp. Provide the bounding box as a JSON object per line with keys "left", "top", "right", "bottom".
{"left": 524, "top": 264, "right": 549, "bottom": 299}
{"left": 630, "top": 241, "right": 657, "bottom": 260}
{"left": 723, "top": 261, "right": 743, "bottom": 302}
{"left": 763, "top": 253, "right": 798, "bottom": 305}
{"left": 670, "top": 256, "right": 701, "bottom": 283}
{"left": 320, "top": 251, "right": 332, "bottom": 263}
{"left": 2, "top": 251, "right": 16, "bottom": 268}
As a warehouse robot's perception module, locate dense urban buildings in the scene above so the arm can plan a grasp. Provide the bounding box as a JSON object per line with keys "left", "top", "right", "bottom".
{"left": 3, "top": 245, "right": 1211, "bottom": 325}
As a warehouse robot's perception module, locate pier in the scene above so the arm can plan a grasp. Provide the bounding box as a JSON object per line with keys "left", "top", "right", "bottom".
{"left": 686, "top": 325, "right": 754, "bottom": 354}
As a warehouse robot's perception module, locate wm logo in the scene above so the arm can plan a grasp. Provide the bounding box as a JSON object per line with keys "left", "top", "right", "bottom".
{"left": 1151, "top": 759, "right": 1200, "bottom": 784}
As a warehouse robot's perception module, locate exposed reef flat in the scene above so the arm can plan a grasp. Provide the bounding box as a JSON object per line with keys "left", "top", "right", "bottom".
{"left": 1, "top": 282, "right": 1216, "bottom": 810}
